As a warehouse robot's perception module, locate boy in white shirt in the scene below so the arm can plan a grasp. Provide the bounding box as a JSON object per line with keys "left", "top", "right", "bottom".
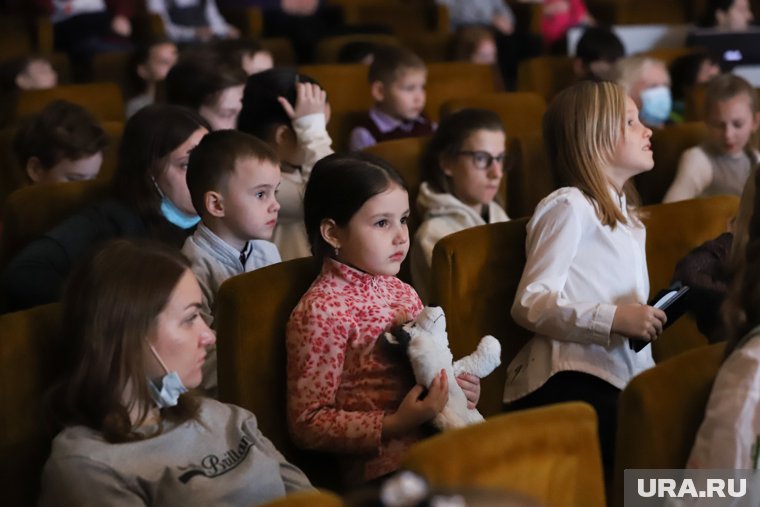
{"left": 183, "top": 129, "right": 282, "bottom": 394}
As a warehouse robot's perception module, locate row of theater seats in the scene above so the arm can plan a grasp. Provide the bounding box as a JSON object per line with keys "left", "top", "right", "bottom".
{"left": 0, "top": 193, "right": 738, "bottom": 506}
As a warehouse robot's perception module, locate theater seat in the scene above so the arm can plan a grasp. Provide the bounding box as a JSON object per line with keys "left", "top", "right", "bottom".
{"left": 259, "top": 490, "right": 344, "bottom": 507}
{"left": 517, "top": 56, "right": 575, "bottom": 102}
{"left": 641, "top": 195, "right": 739, "bottom": 361}
{"left": 429, "top": 218, "right": 531, "bottom": 417}
{"left": 402, "top": 401, "right": 606, "bottom": 507}
{"left": 0, "top": 303, "right": 62, "bottom": 507}
{"left": 10, "top": 83, "right": 125, "bottom": 124}
{"left": 634, "top": 122, "right": 708, "bottom": 205}
{"left": 215, "top": 258, "right": 343, "bottom": 491}
{"left": 506, "top": 131, "right": 555, "bottom": 218}
{"left": 440, "top": 92, "right": 546, "bottom": 138}
{"left": 613, "top": 342, "right": 725, "bottom": 507}
{"left": 0, "top": 179, "right": 110, "bottom": 269}
{"left": 314, "top": 33, "right": 400, "bottom": 63}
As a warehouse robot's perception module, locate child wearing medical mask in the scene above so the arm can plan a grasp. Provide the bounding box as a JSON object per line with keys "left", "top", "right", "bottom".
{"left": 615, "top": 56, "right": 672, "bottom": 129}
{"left": 665, "top": 74, "right": 760, "bottom": 203}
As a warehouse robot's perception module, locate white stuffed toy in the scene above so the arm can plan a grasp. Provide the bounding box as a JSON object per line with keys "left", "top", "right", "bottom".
{"left": 383, "top": 306, "right": 501, "bottom": 431}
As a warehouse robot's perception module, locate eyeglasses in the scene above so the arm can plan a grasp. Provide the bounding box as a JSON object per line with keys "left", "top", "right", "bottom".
{"left": 456, "top": 150, "right": 506, "bottom": 170}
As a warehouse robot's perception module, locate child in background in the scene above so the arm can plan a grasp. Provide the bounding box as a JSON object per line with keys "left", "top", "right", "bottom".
{"left": 451, "top": 26, "right": 498, "bottom": 65}
{"left": 573, "top": 26, "right": 625, "bottom": 81}
{"left": 213, "top": 39, "right": 274, "bottom": 75}
{"left": 411, "top": 108, "right": 509, "bottom": 303}
{"left": 541, "top": 0, "right": 595, "bottom": 52}
{"left": 505, "top": 81, "right": 665, "bottom": 484}
{"left": 14, "top": 100, "right": 108, "bottom": 184}
{"left": 615, "top": 56, "right": 672, "bottom": 129}
{"left": 348, "top": 45, "right": 435, "bottom": 152}
{"left": 146, "top": 0, "right": 240, "bottom": 44}
{"left": 183, "top": 129, "right": 281, "bottom": 395}
{"left": 668, "top": 51, "right": 721, "bottom": 123}
{"left": 688, "top": 168, "right": 760, "bottom": 469}
{"left": 699, "top": 0, "right": 754, "bottom": 30}
{"left": 125, "top": 39, "right": 178, "bottom": 118}
{"left": 237, "top": 69, "right": 333, "bottom": 260}
{"left": 287, "top": 153, "right": 480, "bottom": 485}
{"left": 664, "top": 74, "right": 759, "bottom": 203}
{"left": 0, "top": 55, "right": 58, "bottom": 93}
{"left": 165, "top": 48, "right": 248, "bottom": 131}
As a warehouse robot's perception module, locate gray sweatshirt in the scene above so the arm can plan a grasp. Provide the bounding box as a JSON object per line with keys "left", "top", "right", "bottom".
{"left": 39, "top": 398, "right": 313, "bottom": 507}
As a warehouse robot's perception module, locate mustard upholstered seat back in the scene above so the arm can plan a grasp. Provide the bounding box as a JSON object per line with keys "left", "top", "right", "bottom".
{"left": 439, "top": 92, "right": 546, "bottom": 138}
{"left": 516, "top": 56, "right": 575, "bottom": 102}
{"left": 634, "top": 122, "right": 709, "bottom": 205}
{"left": 0, "top": 179, "right": 110, "bottom": 269}
{"left": 429, "top": 218, "right": 531, "bottom": 417}
{"left": 641, "top": 195, "right": 739, "bottom": 361}
{"left": 506, "top": 130, "right": 555, "bottom": 218}
{"left": 0, "top": 303, "right": 62, "bottom": 507}
{"left": 613, "top": 342, "right": 725, "bottom": 507}
{"left": 402, "top": 401, "right": 606, "bottom": 507}
{"left": 11, "top": 83, "right": 125, "bottom": 124}
{"left": 259, "top": 489, "right": 344, "bottom": 507}
{"left": 215, "top": 257, "right": 342, "bottom": 490}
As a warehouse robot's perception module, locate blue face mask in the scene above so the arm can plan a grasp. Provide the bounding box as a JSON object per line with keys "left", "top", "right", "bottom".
{"left": 153, "top": 177, "right": 200, "bottom": 229}
{"left": 147, "top": 344, "right": 188, "bottom": 409}
{"left": 639, "top": 85, "right": 672, "bottom": 127}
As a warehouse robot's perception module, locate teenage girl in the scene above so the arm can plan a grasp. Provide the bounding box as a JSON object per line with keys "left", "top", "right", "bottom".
{"left": 237, "top": 68, "right": 333, "bottom": 261}
{"left": 664, "top": 74, "right": 760, "bottom": 203}
{"left": 504, "top": 80, "right": 666, "bottom": 481}
{"left": 411, "top": 108, "right": 510, "bottom": 303}
{"left": 286, "top": 153, "right": 480, "bottom": 485}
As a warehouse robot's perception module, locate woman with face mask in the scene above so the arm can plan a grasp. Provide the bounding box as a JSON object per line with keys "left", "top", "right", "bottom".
{"left": 38, "top": 239, "right": 312, "bottom": 506}
{"left": 0, "top": 105, "right": 210, "bottom": 313}
{"left": 614, "top": 56, "right": 673, "bottom": 129}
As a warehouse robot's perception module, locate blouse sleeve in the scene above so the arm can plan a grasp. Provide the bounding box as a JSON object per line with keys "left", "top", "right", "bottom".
{"left": 292, "top": 113, "right": 334, "bottom": 177}
{"left": 663, "top": 147, "right": 713, "bottom": 203}
{"left": 286, "top": 300, "right": 386, "bottom": 455}
{"left": 511, "top": 195, "right": 616, "bottom": 346}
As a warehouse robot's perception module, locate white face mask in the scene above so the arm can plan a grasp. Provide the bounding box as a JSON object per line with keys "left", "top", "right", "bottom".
{"left": 146, "top": 344, "right": 188, "bottom": 408}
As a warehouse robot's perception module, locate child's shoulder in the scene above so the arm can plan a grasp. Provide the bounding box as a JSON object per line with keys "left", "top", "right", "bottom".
{"left": 535, "top": 187, "right": 591, "bottom": 213}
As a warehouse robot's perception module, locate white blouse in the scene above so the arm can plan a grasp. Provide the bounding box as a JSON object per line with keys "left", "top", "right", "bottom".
{"left": 504, "top": 187, "right": 655, "bottom": 403}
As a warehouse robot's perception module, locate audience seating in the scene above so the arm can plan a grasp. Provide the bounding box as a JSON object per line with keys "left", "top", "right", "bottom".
{"left": 640, "top": 47, "right": 699, "bottom": 66}
{"left": 0, "top": 179, "right": 110, "bottom": 269}
{"left": 517, "top": 56, "right": 575, "bottom": 102}
{"left": 215, "top": 257, "right": 343, "bottom": 491}
{"left": 684, "top": 83, "right": 708, "bottom": 122}
{"left": 428, "top": 218, "right": 531, "bottom": 417}
{"left": 314, "top": 33, "right": 399, "bottom": 63}
{"left": 440, "top": 92, "right": 546, "bottom": 139}
{"left": 91, "top": 51, "right": 131, "bottom": 97}
{"left": 634, "top": 121, "right": 708, "bottom": 205}
{"left": 9, "top": 83, "right": 125, "bottom": 124}
{"left": 0, "top": 303, "right": 63, "bottom": 507}
{"left": 641, "top": 195, "right": 739, "bottom": 361}
{"left": 402, "top": 401, "right": 606, "bottom": 507}
{"left": 262, "top": 37, "right": 297, "bottom": 66}
{"left": 218, "top": 6, "right": 263, "bottom": 38}
{"left": 613, "top": 342, "right": 725, "bottom": 507}
{"left": 506, "top": 130, "right": 556, "bottom": 218}
{"left": 425, "top": 63, "right": 497, "bottom": 122}
{"left": 363, "top": 135, "right": 429, "bottom": 284}
{"left": 338, "top": 2, "right": 449, "bottom": 37}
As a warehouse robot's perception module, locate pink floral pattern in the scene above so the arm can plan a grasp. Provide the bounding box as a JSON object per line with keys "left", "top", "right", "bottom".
{"left": 286, "top": 258, "right": 423, "bottom": 482}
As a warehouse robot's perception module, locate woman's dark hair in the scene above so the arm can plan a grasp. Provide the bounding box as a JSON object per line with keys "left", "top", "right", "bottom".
{"left": 700, "top": 0, "right": 739, "bottom": 27}
{"left": 110, "top": 104, "right": 210, "bottom": 228}
{"left": 49, "top": 239, "right": 198, "bottom": 442}
{"left": 164, "top": 48, "right": 247, "bottom": 110}
{"left": 237, "top": 67, "right": 323, "bottom": 141}
{"left": 669, "top": 52, "right": 718, "bottom": 102}
{"left": 421, "top": 108, "right": 504, "bottom": 194}
{"left": 304, "top": 152, "right": 407, "bottom": 259}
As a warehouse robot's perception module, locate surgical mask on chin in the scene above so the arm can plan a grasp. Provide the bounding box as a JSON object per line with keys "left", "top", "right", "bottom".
{"left": 639, "top": 85, "right": 672, "bottom": 127}
{"left": 152, "top": 177, "right": 200, "bottom": 230}
{"left": 146, "top": 344, "right": 188, "bottom": 409}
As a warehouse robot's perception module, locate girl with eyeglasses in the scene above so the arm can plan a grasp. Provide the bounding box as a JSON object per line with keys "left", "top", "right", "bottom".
{"left": 504, "top": 81, "right": 665, "bottom": 487}
{"left": 411, "top": 108, "right": 509, "bottom": 302}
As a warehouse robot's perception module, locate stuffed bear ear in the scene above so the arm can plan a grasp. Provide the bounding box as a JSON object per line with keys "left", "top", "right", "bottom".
{"left": 383, "top": 326, "right": 411, "bottom": 348}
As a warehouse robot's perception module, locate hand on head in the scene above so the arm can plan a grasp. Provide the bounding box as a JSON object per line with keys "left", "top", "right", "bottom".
{"left": 277, "top": 82, "right": 328, "bottom": 120}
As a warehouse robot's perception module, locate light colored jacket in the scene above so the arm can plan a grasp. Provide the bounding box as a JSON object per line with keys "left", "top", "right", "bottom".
{"left": 411, "top": 182, "right": 509, "bottom": 303}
